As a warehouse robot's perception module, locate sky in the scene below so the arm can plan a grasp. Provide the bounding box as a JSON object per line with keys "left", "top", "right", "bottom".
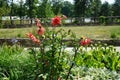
{"left": 65, "top": 0, "right": 115, "bottom": 4}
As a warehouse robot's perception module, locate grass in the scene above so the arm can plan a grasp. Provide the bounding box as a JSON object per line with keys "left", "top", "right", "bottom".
{"left": 0, "top": 25, "right": 120, "bottom": 39}
{"left": 0, "top": 28, "right": 33, "bottom": 38}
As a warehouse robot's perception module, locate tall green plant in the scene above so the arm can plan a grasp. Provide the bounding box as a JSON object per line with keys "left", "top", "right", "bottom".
{"left": 26, "top": 16, "right": 82, "bottom": 79}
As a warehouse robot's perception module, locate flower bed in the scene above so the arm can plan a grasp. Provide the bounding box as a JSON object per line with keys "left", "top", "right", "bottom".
{"left": 0, "top": 44, "right": 120, "bottom": 80}
{"left": 0, "top": 16, "right": 120, "bottom": 80}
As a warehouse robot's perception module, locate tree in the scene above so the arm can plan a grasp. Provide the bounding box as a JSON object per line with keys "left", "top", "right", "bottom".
{"left": 8, "top": 0, "right": 14, "bottom": 25}
{"left": 12, "top": 3, "right": 19, "bottom": 16}
{"left": 25, "top": 0, "right": 38, "bottom": 24}
{"left": 61, "top": 1, "right": 74, "bottom": 17}
{"left": 99, "top": 2, "right": 113, "bottom": 24}
{"left": 0, "top": 0, "right": 9, "bottom": 9}
{"left": 100, "top": 1, "right": 111, "bottom": 16}
{"left": 17, "top": 0, "right": 27, "bottom": 24}
{"left": 112, "top": 0, "right": 120, "bottom": 16}
{"left": 88, "top": 0, "right": 102, "bottom": 17}
{"left": 74, "top": 0, "right": 93, "bottom": 24}
{"left": 74, "top": 0, "right": 92, "bottom": 17}
{"left": 0, "top": 0, "right": 10, "bottom": 16}
{"left": 0, "top": 0, "right": 10, "bottom": 27}
{"left": 37, "top": 0, "right": 53, "bottom": 18}
{"left": 51, "top": 0, "right": 63, "bottom": 15}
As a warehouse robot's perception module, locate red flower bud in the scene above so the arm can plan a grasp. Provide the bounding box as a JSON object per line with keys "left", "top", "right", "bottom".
{"left": 27, "top": 33, "right": 40, "bottom": 43}
{"left": 35, "top": 18, "right": 42, "bottom": 28}
{"left": 37, "top": 27, "right": 45, "bottom": 36}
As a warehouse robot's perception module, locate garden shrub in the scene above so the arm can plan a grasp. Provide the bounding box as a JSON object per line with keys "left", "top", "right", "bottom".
{"left": 75, "top": 44, "right": 120, "bottom": 70}
{"left": 99, "top": 16, "right": 106, "bottom": 25}
{"left": 110, "top": 32, "right": 117, "bottom": 39}
{"left": 26, "top": 16, "right": 120, "bottom": 79}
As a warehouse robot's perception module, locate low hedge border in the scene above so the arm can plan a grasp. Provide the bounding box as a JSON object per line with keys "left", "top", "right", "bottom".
{"left": 0, "top": 38, "right": 120, "bottom": 47}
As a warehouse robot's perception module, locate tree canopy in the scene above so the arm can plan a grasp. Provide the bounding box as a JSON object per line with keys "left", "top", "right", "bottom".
{"left": 0, "top": 0, "right": 119, "bottom": 18}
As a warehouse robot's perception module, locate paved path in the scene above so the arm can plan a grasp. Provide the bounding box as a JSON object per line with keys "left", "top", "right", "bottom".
{"left": 115, "top": 47, "right": 120, "bottom": 52}
{"left": 24, "top": 47, "right": 120, "bottom": 52}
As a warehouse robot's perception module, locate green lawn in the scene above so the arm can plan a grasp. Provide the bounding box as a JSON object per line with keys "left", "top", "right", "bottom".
{"left": 0, "top": 25, "right": 120, "bottom": 39}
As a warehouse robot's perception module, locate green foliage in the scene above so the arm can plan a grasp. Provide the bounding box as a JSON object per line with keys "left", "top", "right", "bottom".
{"left": 112, "top": 0, "right": 120, "bottom": 16}
{"left": 17, "top": 0, "right": 27, "bottom": 18}
{"left": 88, "top": 0, "right": 101, "bottom": 17}
{"left": 52, "top": 0, "right": 63, "bottom": 15}
{"left": 0, "top": 17, "right": 2, "bottom": 28}
{"left": 0, "top": 23, "right": 120, "bottom": 79}
{"left": 99, "top": 16, "right": 105, "bottom": 25}
{"left": 72, "top": 67, "right": 120, "bottom": 79}
{"left": 28, "top": 27, "right": 80, "bottom": 79}
{"left": 75, "top": 44, "right": 120, "bottom": 70}
{"left": 0, "top": 44, "right": 35, "bottom": 80}
{"left": 74, "top": 0, "right": 86, "bottom": 17}
{"left": 0, "top": 1, "right": 10, "bottom": 28}
{"left": 100, "top": 1, "right": 112, "bottom": 16}
{"left": 1, "top": 0, "right": 120, "bottom": 19}
{"left": 110, "top": 27, "right": 120, "bottom": 39}
{"left": 110, "top": 32, "right": 117, "bottom": 38}
{"left": 74, "top": 0, "right": 93, "bottom": 17}
{"left": 61, "top": 1, "right": 74, "bottom": 17}
{"left": 17, "top": 33, "right": 21, "bottom": 38}
{"left": 28, "top": 26, "right": 120, "bottom": 79}
{"left": 25, "top": 0, "right": 38, "bottom": 18}
{"left": 0, "top": 38, "right": 120, "bottom": 79}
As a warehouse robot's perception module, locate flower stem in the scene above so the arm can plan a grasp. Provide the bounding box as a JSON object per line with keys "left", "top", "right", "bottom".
{"left": 66, "top": 47, "right": 79, "bottom": 80}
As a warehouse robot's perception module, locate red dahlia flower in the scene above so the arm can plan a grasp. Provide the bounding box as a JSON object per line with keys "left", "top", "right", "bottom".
{"left": 27, "top": 33, "right": 40, "bottom": 43}
{"left": 80, "top": 38, "right": 90, "bottom": 46}
{"left": 37, "top": 27, "right": 45, "bottom": 36}
{"left": 52, "top": 16, "right": 61, "bottom": 27}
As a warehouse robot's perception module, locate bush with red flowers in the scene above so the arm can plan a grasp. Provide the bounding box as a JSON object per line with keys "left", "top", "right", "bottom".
{"left": 26, "top": 16, "right": 91, "bottom": 80}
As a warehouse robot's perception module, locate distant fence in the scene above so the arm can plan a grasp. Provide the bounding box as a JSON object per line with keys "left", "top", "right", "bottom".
{"left": 1, "top": 16, "right": 120, "bottom": 28}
